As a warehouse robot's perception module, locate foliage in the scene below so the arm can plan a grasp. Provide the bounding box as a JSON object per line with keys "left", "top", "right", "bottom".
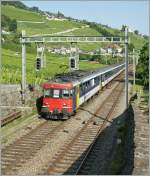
{"left": 143, "top": 35, "right": 149, "bottom": 40}
{"left": 136, "top": 42, "right": 149, "bottom": 88}
{"left": 2, "top": 1, "right": 28, "bottom": 10}
{"left": 57, "top": 11, "right": 65, "bottom": 18}
{"left": 134, "top": 30, "right": 139, "bottom": 35}
{"left": 1, "top": 15, "right": 17, "bottom": 32}
{"left": 121, "top": 25, "right": 126, "bottom": 32}
{"left": 9, "top": 19, "right": 17, "bottom": 32}
{"left": 128, "top": 43, "right": 135, "bottom": 52}
{"left": 87, "top": 22, "right": 114, "bottom": 36}
{"left": 2, "top": 15, "right": 10, "bottom": 28}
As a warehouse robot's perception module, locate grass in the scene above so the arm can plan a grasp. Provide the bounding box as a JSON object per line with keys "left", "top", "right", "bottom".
{"left": 18, "top": 19, "right": 84, "bottom": 35}
{"left": 129, "top": 33, "right": 146, "bottom": 49}
{"left": 65, "top": 27, "right": 101, "bottom": 36}
{"left": 131, "top": 82, "right": 149, "bottom": 109}
{"left": 2, "top": 5, "right": 43, "bottom": 21}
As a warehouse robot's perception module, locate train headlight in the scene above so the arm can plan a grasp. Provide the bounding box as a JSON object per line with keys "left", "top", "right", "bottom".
{"left": 63, "top": 104, "right": 67, "bottom": 108}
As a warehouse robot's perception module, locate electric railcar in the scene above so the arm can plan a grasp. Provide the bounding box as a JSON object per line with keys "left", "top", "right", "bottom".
{"left": 37, "top": 63, "right": 125, "bottom": 119}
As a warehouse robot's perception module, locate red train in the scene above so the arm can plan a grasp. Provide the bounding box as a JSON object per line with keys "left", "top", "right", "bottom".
{"left": 37, "top": 63, "right": 125, "bottom": 119}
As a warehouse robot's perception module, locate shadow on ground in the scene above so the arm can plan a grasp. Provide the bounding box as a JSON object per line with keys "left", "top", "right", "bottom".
{"left": 62, "top": 104, "right": 135, "bottom": 175}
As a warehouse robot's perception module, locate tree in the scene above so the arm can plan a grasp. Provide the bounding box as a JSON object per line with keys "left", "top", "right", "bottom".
{"left": 143, "top": 35, "right": 149, "bottom": 40}
{"left": 134, "top": 30, "right": 139, "bottom": 35}
{"left": 30, "top": 6, "right": 39, "bottom": 12}
{"left": 121, "top": 25, "right": 126, "bottom": 32}
{"left": 9, "top": 19, "right": 17, "bottom": 32}
{"left": 1, "top": 15, "right": 11, "bottom": 28}
{"left": 57, "top": 11, "right": 64, "bottom": 18}
{"left": 2, "top": 1, "right": 28, "bottom": 10}
{"left": 136, "top": 42, "right": 149, "bottom": 88}
{"left": 128, "top": 43, "right": 135, "bottom": 52}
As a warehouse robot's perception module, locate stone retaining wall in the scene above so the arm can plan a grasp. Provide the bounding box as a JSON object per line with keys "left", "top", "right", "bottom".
{"left": 132, "top": 103, "right": 149, "bottom": 175}
{"left": 0, "top": 84, "right": 42, "bottom": 117}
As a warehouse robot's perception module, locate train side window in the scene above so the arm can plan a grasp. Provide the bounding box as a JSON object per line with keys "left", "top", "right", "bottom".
{"left": 90, "top": 79, "right": 94, "bottom": 87}
{"left": 80, "top": 83, "right": 85, "bottom": 96}
{"left": 94, "top": 77, "right": 99, "bottom": 85}
{"left": 102, "top": 74, "right": 105, "bottom": 81}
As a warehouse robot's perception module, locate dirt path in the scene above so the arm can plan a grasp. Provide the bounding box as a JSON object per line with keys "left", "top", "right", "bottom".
{"left": 31, "top": 25, "right": 89, "bottom": 36}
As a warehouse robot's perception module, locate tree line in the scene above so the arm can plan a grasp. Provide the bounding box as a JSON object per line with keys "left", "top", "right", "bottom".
{"left": 136, "top": 42, "right": 149, "bottom": 89}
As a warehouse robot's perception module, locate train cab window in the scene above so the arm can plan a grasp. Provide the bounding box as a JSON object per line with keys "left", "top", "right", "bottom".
{"left": 44, "top": 89, "right": 51, "bottom": 97}
{"left": 53, "top": 89, "right": 60, "bottom": 98}
{"left": 62, "top": 90, "right": 70, "bottom": 98}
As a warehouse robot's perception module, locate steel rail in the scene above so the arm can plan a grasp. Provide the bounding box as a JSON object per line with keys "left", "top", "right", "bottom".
{"left": 1, "top": 111, "right": 22, "bottom": 127}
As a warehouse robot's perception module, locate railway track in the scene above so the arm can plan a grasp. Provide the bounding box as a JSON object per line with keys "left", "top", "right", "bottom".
{"left": 39, "top": 79, "right": 124, "bottom": 175}
{"left": 1, "top": 120, "right": 66, "bottom": 175}
{"left": 1, "top": 111, "right": 22, "bottom": 127}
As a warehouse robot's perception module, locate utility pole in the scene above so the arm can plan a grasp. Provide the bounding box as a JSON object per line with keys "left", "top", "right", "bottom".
{"left": 21, "top": 30, "right": 26, "bottom": 104}
{"left": 133, "top": 48, "right": 136, "bottom": 86}
{"left": 125, "top": 27, "right": 129, "bottom": 109}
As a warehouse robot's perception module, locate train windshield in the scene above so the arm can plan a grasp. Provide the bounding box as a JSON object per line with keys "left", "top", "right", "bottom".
{"left": 62, "top": 90, "right": 70, "bottom": 98}
{"left": 43, "top": 89, "right": 60, "bottom": 98}
{"left": 44, "top": 89, "right": 73, "bottom": 98}
{"left": 53, "top": 89, "right": 60, "bottom": 98}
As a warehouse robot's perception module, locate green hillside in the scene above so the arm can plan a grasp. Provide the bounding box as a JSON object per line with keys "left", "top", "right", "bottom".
{"left": 1, "top": 2, "right": 147, "bottom": 84}
{"left": 2, "top": 5, "right": 84, "bottom": 35}
{"left": 18, "top": 20, "right": 83, "bottom": 35}
{"left": 2, "top": 4, "right": 147, "bottom": 49}
{"left": 2, "top": 5, "right": 43, "bottom": 21}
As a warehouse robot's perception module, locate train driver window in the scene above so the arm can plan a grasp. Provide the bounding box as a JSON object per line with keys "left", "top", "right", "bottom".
{"left": 44, "top": 89, "right": 51, "bottom": 97}
{"left": 62, "top": 90, "right": 70, "bottom": 98}
{"left": 53, "top": 89, "right": 60, "bottom": 98}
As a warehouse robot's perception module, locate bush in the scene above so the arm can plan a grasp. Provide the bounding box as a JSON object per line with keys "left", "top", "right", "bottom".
{"left": 9, "top": 19, "right": 17, "bottom": 32}
{"left": 2, "top": 15, "right": 17, "bottom": 32}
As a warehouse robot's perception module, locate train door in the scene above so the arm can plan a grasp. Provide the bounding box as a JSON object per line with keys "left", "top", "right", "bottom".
{"left": 76, "top": 85, "right": 80, "bottom": 108}
{"left": 102, "top": 74, "right": 105, "bottom": 86}
{"left": 99, "top": 75, "right": 102, "bottom": 90}
{"left": 72, "top": 87, "right": 76, "bottom": 111}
